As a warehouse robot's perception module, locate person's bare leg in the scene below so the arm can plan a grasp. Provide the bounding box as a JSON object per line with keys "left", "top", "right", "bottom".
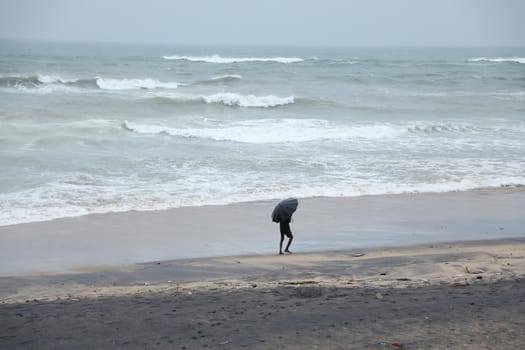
{"left": 285, "top": 236, "right": 293, "bottom": 253}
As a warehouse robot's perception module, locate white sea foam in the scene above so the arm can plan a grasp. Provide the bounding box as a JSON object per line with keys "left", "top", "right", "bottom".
{"left": 0, "top": 74, "right": 80, "bottom": 93}
{"left": 123, "top": 119, "right": 408, "bottom": 143}
{"left": 202, "top": 93, "right": 294, "bottom": 108}
{"left": 1, "top": 75, "right": 182, "bottom": 93}
{"left": 468, "top": 57, "right": 525, "bottom": 64}
{"left": 210, "top": 74, "right": 243, "bottom": 81}
{"left": 5, "top": 83, "right": 80, "bottom": 94}
{"left": 147, "top": 92, "right": 295, "bottom": 108}
{"left": 37, "top": 74, "right": 78, "bottom": 84}
{"left": 95, "top": 77, "right": 181, "bottom": 90}
{"left": 1, "top": 173, "right": 524, "bottom": 227}
{"left": 162, "top": 54, "right": 303, "bottom": 63}
{"left": 122, "top": 118, "right": 518, "bottom": 145}
{"left": 196, "top": 74, "right": 243, "bottom": 85}
{"left": 3, "top": 117, "right": 525, "bottom": 226}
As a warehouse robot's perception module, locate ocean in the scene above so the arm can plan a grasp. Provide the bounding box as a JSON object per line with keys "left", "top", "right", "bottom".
{"left": 1, "top": 40, "right": 524, "bottom": 226}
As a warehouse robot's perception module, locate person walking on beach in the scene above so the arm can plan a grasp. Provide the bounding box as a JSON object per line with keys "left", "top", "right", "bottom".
{"left": 271, "top": 198, "right": 298, "bottom": 255}
{"left": 279, "top": 219, "right": 293, "bottom": 254}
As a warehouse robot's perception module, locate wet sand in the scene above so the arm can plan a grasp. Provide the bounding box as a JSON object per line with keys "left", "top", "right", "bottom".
{"left": 1, "top": 238, "right": 525, "bottom": 349}
{"left": 1, "top": 188, "right": 524, "bottom": 275}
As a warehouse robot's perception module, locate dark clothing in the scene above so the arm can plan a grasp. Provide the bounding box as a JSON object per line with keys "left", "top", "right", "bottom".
{"left": 280, "top": 221, "right": 293, "bottom": 238}
{"left": 278, "top": 219, "right": 294, "bottom": 254}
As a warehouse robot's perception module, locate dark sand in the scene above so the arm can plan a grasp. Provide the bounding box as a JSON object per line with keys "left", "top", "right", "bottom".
{"left": 1, "top": 238, "right": 525, "bottom": 349}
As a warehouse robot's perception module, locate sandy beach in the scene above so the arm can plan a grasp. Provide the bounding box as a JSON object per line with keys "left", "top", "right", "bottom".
{"left": 1, "top": 189, "right": 525, "bottom": 349}
{"left": 1, "top": 238, "right": 525, "bottom": 349}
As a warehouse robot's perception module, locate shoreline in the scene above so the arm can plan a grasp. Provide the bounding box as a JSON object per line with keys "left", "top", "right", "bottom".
{"left": 1, "top": 186, "right": 524, "bottom": 229}
{"left": 1, "top": 187, "right": 524, "bottom": 276}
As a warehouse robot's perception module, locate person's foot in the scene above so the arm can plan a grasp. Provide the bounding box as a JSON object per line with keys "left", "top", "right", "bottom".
{"left": 285, "top": 250, "right": 292, "bottom": 254}
{"left": 279, "top": 251, "right": 283, "bottom": 255}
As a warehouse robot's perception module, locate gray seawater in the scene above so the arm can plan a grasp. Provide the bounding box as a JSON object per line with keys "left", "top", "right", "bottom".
{"left": 1, "top": 40, "right": 524, "bottom": 226}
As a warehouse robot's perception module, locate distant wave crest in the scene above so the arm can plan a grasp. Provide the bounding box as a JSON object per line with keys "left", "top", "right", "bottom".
{"left": 162, "top": 54, "right": 303, "bottom": 64}
{"left": 121, "top": 119, "right": 472, "bottom": 144}
{"left": 468, "top": 57, "right": 525, "bottom": 64}
{"left": 198, "top": 74, "right": 243, "bottom": 84}
{"left": 122, "top": 119, "right": 345, "bottom": 143}
{"left": 406, "top": 121, "right": 474, "bottom": 134}
{"left": 119, "top": 119, "right": 497, "bottom": 144}
{"left": 0, "top": 75, "right": 71, "bottom": 88}
{"left": 203, "top": 93, "right": 294, "bottom": 107}
{"left": 95, "top": 77, "right": 181, "bottom": 90}
{"left": 147, "top": 92, "right": 295, "bottom": 108}
{"left": 0, "top": 74, "right": 182, "bottom": 92}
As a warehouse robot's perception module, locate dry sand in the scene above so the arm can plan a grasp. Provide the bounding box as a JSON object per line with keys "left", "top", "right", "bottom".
{"left": 1, "top": 238, "right": 525, "bottom": 349}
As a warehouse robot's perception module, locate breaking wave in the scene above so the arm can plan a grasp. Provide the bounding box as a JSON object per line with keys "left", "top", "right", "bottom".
{"left": 94, "top": 77, "right": 181, "bottom": 90}
{"left": 146, "top": 92, "right": 295, "bottom": 108}
{"left": 0, "top": 75, "right": 76, "bottom": 88}
{"left": 198, "top": 74, "right": 243, "bottom": 84}
{"left": 162, "top": 54, "right": 303, "bottom": 64}
{"left": 121, "top": 119, "right": 478, "bottom": 144}
{"left": 468, "top": 57, "right": 525, "bottom": 64}
{"left": 122, "top": 119, "right": 355, "bottom": 143}
{"left": 202, "top": 93, "right": 294, "bottom": 107}
{"left": 0, "top": 74, "right": 182, "bottom": 91}
{"left": 406, "top": 122, "right": 475, "bottom": 134}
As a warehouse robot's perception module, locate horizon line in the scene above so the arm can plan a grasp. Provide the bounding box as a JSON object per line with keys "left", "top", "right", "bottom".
{"left": 1, "top": 37, "right": 524, "bottom": 49}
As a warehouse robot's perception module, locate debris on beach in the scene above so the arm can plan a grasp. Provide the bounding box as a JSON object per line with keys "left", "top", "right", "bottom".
{"left": 378, "top": 341, "right": 405, "bottom": 348}
{"left": 279, "top": 280, "right": 319, "bottom": 286}
{"left": 464, "top": 265, "right": 485, "bottom": 274}
{"left": 452, "top": 280, "right": 471, "bottom": 287}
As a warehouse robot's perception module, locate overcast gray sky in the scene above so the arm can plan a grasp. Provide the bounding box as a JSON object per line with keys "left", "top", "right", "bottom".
{"left": 1, "top": 0, "right": 524, "bottom": 46}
